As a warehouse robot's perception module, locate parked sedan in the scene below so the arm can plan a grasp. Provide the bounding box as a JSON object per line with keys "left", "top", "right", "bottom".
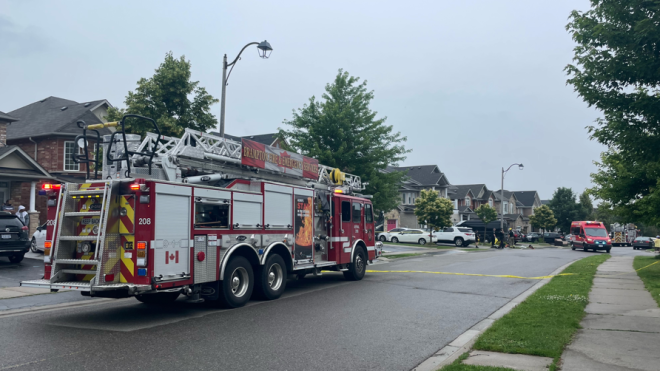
{"left": 543, "top": 232, "right": 563, "bottom": 244}
{"left": 389, "top": 229, "right": 430, "bottom": 245}
{"left": 526, "top": 232, "right": 541, "bottom": 242}
{"left": 30, "top": 222, "right": 47, "bottom": 253}
{"left": 632, "top": 237, "right": 655, "bottom": 250}
{"left": 379, "top": 228, "right": 409, "bottom": 242}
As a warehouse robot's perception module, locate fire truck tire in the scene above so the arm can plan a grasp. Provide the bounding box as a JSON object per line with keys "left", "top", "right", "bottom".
{"left": 136, "top": 292, "right": 180, "bottom": 305}
{"left": 254, "top": 254, "right": 287, "bottom": 300}
{"left": 219, "top": 256, "right": 254, "bottom": 308}
{"left": 343, "top": 247, "right": 366, "bottom": 281}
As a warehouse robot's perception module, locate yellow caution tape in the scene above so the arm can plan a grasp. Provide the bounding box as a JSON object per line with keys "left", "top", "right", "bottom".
{"left": 366, "top": 270, "right": 577, "bottom": 280}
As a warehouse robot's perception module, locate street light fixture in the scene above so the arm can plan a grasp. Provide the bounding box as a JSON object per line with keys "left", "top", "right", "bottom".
{"left": 219, "top": 40, "right": 273, "bottom": 137}
{"left": 500, "top": 163, "right": 524, "bottom": 232}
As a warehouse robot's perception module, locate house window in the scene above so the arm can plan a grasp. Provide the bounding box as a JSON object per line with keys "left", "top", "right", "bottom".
{"left": 402, "top": 193, "right": 406, "bottom": 204}
{"left": 465, "top": 196, "right": 471, "bottom": 207}
{"left": 453, "top": 199, "right": 458, "bottom": 210}
{"left": 64, "top": 141, "right": 80, "bottom": 171}
{"left": 489, "top": 198, "right": 493, "bottom": 207}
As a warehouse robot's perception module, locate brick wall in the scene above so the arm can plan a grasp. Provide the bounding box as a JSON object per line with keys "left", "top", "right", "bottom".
{"left": 12, "top": 137, "right": 96, "bottom": 174}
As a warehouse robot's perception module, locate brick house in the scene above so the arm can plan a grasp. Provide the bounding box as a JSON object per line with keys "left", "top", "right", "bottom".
{"left": 381, "top": 165, "right": 452, "bottom": 230}
{"left": 448, "top": 184, "right": 496, "bottom": 223}
{"left": 4, "top": 97, "right": 112, "bottom": 225}
{"left": 0, "top": 111, "right": 53, "bottom": 235}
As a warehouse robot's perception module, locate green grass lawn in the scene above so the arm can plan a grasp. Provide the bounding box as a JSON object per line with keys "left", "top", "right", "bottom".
{"left": 466, "top": 254, "right": 610, "bottom": 370}
{"left": 383, "top": 242, "right": 456, "bottom": 249}
{"left": 633, "top": 255, "right": 660, "bottom": 308}
{"left": 383, "top": 253, "right": 424, "bottom": 259}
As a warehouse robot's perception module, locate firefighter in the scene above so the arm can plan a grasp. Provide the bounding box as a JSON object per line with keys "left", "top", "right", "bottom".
{"left": 508, "top": 228, "right": 515, "bottom": 248}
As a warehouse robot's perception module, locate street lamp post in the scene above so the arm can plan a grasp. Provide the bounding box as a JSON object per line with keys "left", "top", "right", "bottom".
{"left": 500, "top": 163, "right": 524, "bottom": 232}
{"left": 219, "top": 40, "right": 273, "bottom": 137}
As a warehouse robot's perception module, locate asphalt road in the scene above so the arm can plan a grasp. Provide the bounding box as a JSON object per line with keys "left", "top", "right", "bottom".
{"left": 0, "top": 247, "right": 649, "bottom": 371}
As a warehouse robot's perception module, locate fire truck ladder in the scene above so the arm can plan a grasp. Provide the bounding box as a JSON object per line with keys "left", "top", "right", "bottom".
{"left": 48, "top": 182, "right": 114, "bottom": 291}
{"left": 132, "top": 128, "right": 365, "bottom": 190}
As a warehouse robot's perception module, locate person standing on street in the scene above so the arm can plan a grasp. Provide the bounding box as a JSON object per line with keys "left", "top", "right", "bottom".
{"left": 16, "top": 206, "right": 28, "bottom": 225}
{"left": 497, "top": 229, "right": 505, "bottom": 249}
{"left": 491, "top": 228, "right": 496, "bottom": 248}
{"left": 508, "top": 228, "right": 515, "bottom": 248}
{"left": 2, "top": 200, "right": 13, "bottom": 211}
{"left": 475, "top": 233, "right": 479, "bottom": 248}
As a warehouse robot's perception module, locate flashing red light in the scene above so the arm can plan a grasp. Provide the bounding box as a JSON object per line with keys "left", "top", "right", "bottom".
{"left": 42, "top": 184, "right": 52, "bottom": 190}
{"left": 44, "top": 241, "right": 52, "bottom": 248}
{"left": 130, "top": 184, "right": 141, "bottom": 191}
{"left": 137, "top": 242, "right": 146, "bottom": 250}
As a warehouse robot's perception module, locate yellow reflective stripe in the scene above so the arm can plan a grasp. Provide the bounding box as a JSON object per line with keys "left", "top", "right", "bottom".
{"left": 80, "top": 253, "right": 95, "bottom": 281}
{"left": 119, "top": 196, "right": 134, "bottom": 234}
{"left": 365, "top": 270, "right": 577, "bottom": 280}
{"left": 120, "top": 235, "right": 135, "bottom": 283}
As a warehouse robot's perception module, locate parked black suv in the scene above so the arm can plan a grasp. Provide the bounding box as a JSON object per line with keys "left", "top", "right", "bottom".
{"left": 0, "top": 212, "right": 30, "bottom": 263}
{"left": 543, "top": 232, "right": 563, "bottom": 244}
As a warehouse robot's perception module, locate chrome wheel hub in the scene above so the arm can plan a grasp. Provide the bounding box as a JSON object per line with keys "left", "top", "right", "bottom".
{"left": 230, "top": 267, "right": 249, "bottom": 297}
{"left": 267, "top": 263, "right": 283, "bottom": 290}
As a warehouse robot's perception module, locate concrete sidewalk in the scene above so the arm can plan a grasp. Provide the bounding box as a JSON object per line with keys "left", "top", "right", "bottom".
{"left": 561, "top": 256, "right": 660, "bottom": 370}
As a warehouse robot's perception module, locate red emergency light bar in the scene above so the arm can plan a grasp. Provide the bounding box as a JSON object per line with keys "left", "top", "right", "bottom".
{"left": 42, "top": 184, "right": 61, "bottom": 191}
{"left": 130, "top": 184, "right": 141, "bottom": 191}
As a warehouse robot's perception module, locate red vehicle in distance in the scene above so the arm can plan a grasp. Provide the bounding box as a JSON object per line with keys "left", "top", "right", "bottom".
{"left": 570, "top": 221, "right": 612, "bottom": 253}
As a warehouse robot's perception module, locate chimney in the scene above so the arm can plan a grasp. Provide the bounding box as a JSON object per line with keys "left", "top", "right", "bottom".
{"left": 0, "top": 121, "right": 7, "bottom": 147}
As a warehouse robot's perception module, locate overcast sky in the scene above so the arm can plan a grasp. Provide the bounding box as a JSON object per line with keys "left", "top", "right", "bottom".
{"left": 0, "top": 0, "right": 601, "bottom": 200}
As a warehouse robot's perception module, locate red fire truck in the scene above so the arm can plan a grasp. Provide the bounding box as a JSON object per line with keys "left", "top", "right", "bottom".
{"left": 22, "top": 115, "right": 382, "bottom": 308}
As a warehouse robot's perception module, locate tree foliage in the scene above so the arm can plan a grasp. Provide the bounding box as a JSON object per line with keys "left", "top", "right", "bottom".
{"left": 566, "top": 0, "right": 660, "bottom": 225}
{"left": 414, "top": 189, "right": 454, "bottom": 241}
{"left": 548, "top": 187, "right": 582, "bottom": 232}
{"left": 475, "top": 204, "right": 498, "bottom": 240}
{"left": 529, "top": 205, "right": 557, "bottom": 233}
{"left": 579, "top": 192, "right": 594, "bottom": 220}
{"left": 107, "top": 52, "right": 218, "bottom": 138}
{"left": 279, "top": 69, "right": 410, "bottom": 212}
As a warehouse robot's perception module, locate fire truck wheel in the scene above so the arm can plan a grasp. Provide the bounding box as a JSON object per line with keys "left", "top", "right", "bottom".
{"left": 571, "top": 243, "right": 576, "bottom": 250}
{"left": 343, "top": 247, "right": 366, "bottom": 281}
{"left": 135, "top": 292, "right": 180, "bottom": 305}
{"left": 219, "top": 256, "right": 254, "bottom": 308}
{"left": 254, "top": 254, "right": 287, "bottom": 300}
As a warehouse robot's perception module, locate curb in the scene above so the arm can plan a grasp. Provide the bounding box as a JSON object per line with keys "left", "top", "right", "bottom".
{"left": 412, "top": 257, "right": 581, "bottom": 371}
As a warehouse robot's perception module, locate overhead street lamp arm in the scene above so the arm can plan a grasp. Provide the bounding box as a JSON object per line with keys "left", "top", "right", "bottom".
{"left": 226, "top": 42, "right": 260, "bottom": 67}
{"left": 500, "top": 163, "right": 524, "bottom": 237}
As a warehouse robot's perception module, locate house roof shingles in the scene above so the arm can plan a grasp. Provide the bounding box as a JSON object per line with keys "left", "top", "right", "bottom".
{"left": 0, "top": 111, "right": 19, "bottom": 123}
{"left": 512, "top": 191, "right": 538, "bottom": 207}
{"left": 6, "top": 96, "right": 111, "bottom": 140}
{"left": 385, "top": 165, "right": 448, "bottom": 186}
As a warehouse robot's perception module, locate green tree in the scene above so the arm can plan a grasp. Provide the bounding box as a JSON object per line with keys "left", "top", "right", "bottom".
{"left": 279, "top": 69, "right": 410, "bottom": 212}
{"left": 566, "top": 1, "right": 660, "bottom": 225}
{"left": 592, "top": 202, "right": 619, "bottom": 227}
{"left": 475, "top": 204, "right": 498, "bottom": 242}
{"left": 548, "top": 187, "right": 582, "bottom": 233}
{"left": 529, "top": 205, "right": 557, "bottom": 234}
{"left": 414, "top": 189, "right": 454, "bottom": 243}
{"left": 579, "top": 192, "right": 594, "bottom": 220}
{"left": 107, "top": 52, "right": 218, "bottom": 138}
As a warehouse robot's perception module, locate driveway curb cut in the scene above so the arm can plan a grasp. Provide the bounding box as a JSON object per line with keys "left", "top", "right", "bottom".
{"left": 412, "top": 257, "right": 582, "bottom": 371}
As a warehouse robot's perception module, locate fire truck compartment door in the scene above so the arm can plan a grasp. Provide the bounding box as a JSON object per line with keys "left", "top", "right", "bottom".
{"left": 154, "top": 184, "right": 191, "bottom": 279}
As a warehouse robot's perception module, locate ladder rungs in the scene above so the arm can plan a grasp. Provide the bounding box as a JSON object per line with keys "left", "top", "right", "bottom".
{"left": 61, "top": 269, "right": 97, "bottom": 275}
{"left": 65, "top": 211, "right": 102, "bottom": 217}
{"left": 56, "top": 259, "right": 99, "bottom": 265}
{"left": 69, "top": 190, "right": 106, "bottom": 196}
{"left": 59, "top": 235, "right": 99, "bottom": 241}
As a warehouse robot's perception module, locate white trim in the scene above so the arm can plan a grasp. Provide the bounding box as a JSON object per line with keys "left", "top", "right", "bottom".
{"left": 330, "top": 237, "right": 349, "bottom": 242}
{"left": 366, "top": 246, "right": 375, "bottom": 251}
{"left": 63, "top": 141, "right": 80, "bottom": 172}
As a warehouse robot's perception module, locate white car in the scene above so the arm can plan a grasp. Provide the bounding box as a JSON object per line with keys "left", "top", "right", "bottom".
{"left": 434, "top": 226, "right": 476, "bottom": 247}
{"left": 30, "top": 222, "right": 47, "bottom": 253}
{"left": 388, "top": 229, "right": 433, "bottom": 245}
{"left": 378, "top": 227, "right": 409, "bottom": 242}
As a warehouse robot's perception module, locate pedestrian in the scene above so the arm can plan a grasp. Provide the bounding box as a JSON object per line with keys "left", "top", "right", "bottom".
{"left": 16, "top": 205, "right": 28, "bottom": 225}
{"left": 508, "top": 228, "right": 515, "bottom": 248}
{"left": 491, "top": 228, "right": 496, "bottom": 248}
{"left": 475, "top": 233, "right": 479, "bottom": 248}
{"left": 2, "top": 199, "right": 13, "bottom": 211}
{"left": 497, "top": 229, "right": 505, "bottom": 249}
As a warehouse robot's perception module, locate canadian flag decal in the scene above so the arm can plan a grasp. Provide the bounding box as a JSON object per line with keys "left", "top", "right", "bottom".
{"left": 165, "top": 251, "right": 179, "bottom": 264}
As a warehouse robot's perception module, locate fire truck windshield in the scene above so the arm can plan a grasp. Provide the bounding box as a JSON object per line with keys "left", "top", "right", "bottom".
{"left": 585, "top": 228, "right": 607, "bottom": 237}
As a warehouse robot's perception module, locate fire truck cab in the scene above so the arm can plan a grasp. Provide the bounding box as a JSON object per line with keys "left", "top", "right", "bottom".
{"left": 22, "top": 115, "right": 382, "bottom": 308}
{"left": 570, "top": 221, "right": 612, "bottom": 253}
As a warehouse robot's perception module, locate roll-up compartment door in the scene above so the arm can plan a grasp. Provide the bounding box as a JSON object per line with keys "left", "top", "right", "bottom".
{"left": 233, "top": 192, "right": 263, "bottom": 229}
{"left": 153, "top": 184, "right": 191, "bottom": 280}
{"left": 264, "top": 184, "right": 293, "bottom": 229}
